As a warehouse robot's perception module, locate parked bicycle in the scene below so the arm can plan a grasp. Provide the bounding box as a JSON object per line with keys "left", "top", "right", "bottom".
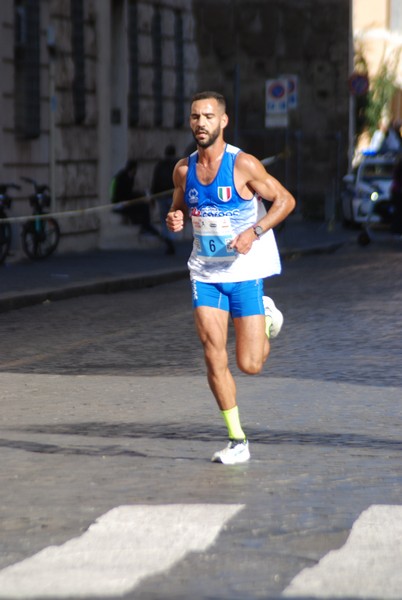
{"left": 20, "top": 177, "right": 60, "bottom": 260}
{"left": 0, "top": 182, "right": 20, "bottom": 264}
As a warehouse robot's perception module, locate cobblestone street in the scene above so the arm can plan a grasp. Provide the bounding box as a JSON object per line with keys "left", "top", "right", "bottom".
{"left": 1, "top": 241, "right": 402, "bottom": 387}
{"left": 0, "top": 241, "right": 402, "bottom": 599}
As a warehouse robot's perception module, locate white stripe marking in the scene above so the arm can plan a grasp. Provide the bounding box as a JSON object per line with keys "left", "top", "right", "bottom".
{"left": 283, "top": 505, "right": 402, "bottom": 599}
{"left": 0, "top": 504, "right": 244, "bottom": 599}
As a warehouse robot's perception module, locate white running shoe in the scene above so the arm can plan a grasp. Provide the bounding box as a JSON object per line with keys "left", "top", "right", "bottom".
{"left": 263, "top": 296, "right": 284, "bottom": 338}
{"left": 211, "top": 439, "right": 250, "bottom": 465}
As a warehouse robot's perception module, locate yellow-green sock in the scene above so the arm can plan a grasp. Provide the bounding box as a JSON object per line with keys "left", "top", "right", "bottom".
{"left": 221, "top": 406, "right": 246, "bottom": 440}
{"left": 265, "top": 315, "right": 272, "bottom": 339}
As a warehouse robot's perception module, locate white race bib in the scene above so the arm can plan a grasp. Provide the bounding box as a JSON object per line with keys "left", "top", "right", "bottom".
{"left": 192, "top": 215, "right": 236, "bottom": 262}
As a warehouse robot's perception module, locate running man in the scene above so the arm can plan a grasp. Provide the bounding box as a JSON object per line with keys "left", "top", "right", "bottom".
{"left": 166, "top": 91, "right": 296, "bottom": 464}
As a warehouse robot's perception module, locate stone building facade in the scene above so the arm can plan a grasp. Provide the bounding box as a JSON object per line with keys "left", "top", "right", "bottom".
{"left": 0, "top": 0, "right": 350, "bottom": 255}
{"left": 193, "top": 0, "right": 351, "bottom": 218}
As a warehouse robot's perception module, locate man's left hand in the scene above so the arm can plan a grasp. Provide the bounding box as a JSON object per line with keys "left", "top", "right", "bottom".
{"left": 229, "top": 228, "right": 256, "bottom": 255}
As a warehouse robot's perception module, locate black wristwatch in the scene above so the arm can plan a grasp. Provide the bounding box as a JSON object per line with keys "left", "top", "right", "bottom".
{"left": 253, "top": 225, "right": 264, "bottom": 239}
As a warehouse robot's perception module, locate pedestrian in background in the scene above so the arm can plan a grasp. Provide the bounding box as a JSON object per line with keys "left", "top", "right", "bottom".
{"left": 151, "top": 144, "right": 178, "bottom": 253}
{"left": 391, "top": 157, "right": 402, "bottom": 235}
{"left": 111, "top": 159, "right": 175, "bottom": 254}
{"left": 166, "top": 91, "right": 295, "bottom": 464}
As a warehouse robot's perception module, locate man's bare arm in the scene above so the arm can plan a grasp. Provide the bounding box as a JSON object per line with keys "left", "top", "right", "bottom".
{"left": 166, "top": 159, "right": 188, "bottom": 233}
{"left": 231, "top": 152, "right": 296, "bottom": 254}
{"left": 239, "top": 152, "right": 295, "bottom": 227}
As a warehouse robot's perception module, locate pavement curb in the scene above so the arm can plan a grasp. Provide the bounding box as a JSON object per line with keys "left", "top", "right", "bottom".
{"left": 0, "top": 268, "right": 189, "bottom": 313}
{"left": 280, "top": 241, "right": 346, "bottom": 260}
{"left": 0, "top": 241, "right": 349, "bottom": 314}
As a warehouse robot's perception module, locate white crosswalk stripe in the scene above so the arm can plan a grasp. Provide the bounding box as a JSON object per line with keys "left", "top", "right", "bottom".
{"left": 0, "top": 504, "right": 244, "bottom": 599}
{"left": 283, "top": 505, "right": 402, "bottom": 599}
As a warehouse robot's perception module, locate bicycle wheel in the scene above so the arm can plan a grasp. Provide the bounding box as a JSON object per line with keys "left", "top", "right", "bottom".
{"left": 0, "top": 221, "right": 12, "bottom": 264}
{"left": 22, "top": 217, "right": 60, "bottom": 260}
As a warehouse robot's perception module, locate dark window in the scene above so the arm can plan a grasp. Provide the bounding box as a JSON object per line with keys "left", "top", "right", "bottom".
{"left": 14, "top": 0, "right": 41, "bottom": 139}
{"left": 128, "top": 0, "right": 139, "bottom": 126}
{"left": 70, "top": 0, "right": 86, "bottom": 124}
{"left": 152, "top": 7, "right": 163, "bottom": 126}
{"left": 174, "top": 11, "right": 184, "bottom": 128}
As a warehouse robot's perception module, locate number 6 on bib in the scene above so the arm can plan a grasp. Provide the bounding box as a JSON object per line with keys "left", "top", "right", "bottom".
{"left": 192, "top": 215, "right": 236, "bottom": 262}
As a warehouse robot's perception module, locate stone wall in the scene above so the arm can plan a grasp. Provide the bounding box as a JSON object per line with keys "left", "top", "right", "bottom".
{"left": 0, "top": 0, "right": 100, "bottom": 252}
{"left": 0, "top": 0, "right": 350, "bottom": 258}
{"left": 52, "top": 0, "right": 99, "bottom": 247}
{"left": 124, "top": 1, "right": 197, "bottom": 189}
{"left": 192, "top": 0, "right": 351, "bottom": 218}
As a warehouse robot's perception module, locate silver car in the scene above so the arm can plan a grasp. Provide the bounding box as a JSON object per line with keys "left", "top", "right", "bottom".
{"left": 341, "top": 154, "right": 396, "bottom": 226}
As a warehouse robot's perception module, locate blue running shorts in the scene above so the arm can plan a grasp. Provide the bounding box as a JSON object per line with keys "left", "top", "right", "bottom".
{"left": 191, "top": 279, "right": 265, "bottom": 318}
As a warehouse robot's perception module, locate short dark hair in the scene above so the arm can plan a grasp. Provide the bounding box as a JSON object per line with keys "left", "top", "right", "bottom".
{"left": 191, "top": 91, "right": 226, "bottom": 112}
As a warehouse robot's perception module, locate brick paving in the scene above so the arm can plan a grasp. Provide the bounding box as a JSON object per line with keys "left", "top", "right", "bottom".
{"left": 0, "top": 215, "right": 352, "bottom": 312}
{"left": 1, "top": 220, "right": 402, "bottom": 598}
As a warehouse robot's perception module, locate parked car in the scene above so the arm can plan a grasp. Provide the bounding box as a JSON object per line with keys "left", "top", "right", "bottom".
{"left": 341, "top": 153, "right": 397, "bottom": 227}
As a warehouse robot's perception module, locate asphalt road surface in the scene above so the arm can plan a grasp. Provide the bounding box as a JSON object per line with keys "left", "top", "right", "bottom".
{"left": 0, "top": 241, "right": 402, "bottom": 599}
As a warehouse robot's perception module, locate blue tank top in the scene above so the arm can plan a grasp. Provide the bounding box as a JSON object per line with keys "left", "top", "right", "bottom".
{"left": 184, "top": 143, "right": 258, "bottom": 235}
{"left": 184, "top": 144, "right": 281, "bottom": 282}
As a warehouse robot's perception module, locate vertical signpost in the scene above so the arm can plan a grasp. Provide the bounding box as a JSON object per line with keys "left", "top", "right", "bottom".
{"left": 285, "top": 74, "right": 298, "bottom": 110}
{"left": 265, "top": 75, "right": 298, "bottom": 128}
{"left": 265, "top": 78, "right": 289, "bottom": 128}
{"left": 47, "top": 26, "right": 57, "bottom": 214}
{"left": 265, "top": 75, "right": 298, "bottom": 189}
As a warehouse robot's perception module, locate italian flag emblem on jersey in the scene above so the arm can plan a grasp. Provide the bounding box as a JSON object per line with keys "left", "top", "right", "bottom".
{"left": 217, "top": 186, "right": 232, "bottom": 202}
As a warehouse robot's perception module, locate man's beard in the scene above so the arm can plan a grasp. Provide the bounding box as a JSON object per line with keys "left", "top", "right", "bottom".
{"left": 193, "top": 125, "right": 221, "bottom": 148}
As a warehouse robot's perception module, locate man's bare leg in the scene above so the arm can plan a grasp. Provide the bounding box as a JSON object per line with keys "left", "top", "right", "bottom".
{"left": 194, "top": 306, "right": 254, "bottom": 464}
{"left": 233, "top": 314, "right": 269, "bottom": 374}
{"left": 193, "top": 305, "right": 235, "bottom": 411}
